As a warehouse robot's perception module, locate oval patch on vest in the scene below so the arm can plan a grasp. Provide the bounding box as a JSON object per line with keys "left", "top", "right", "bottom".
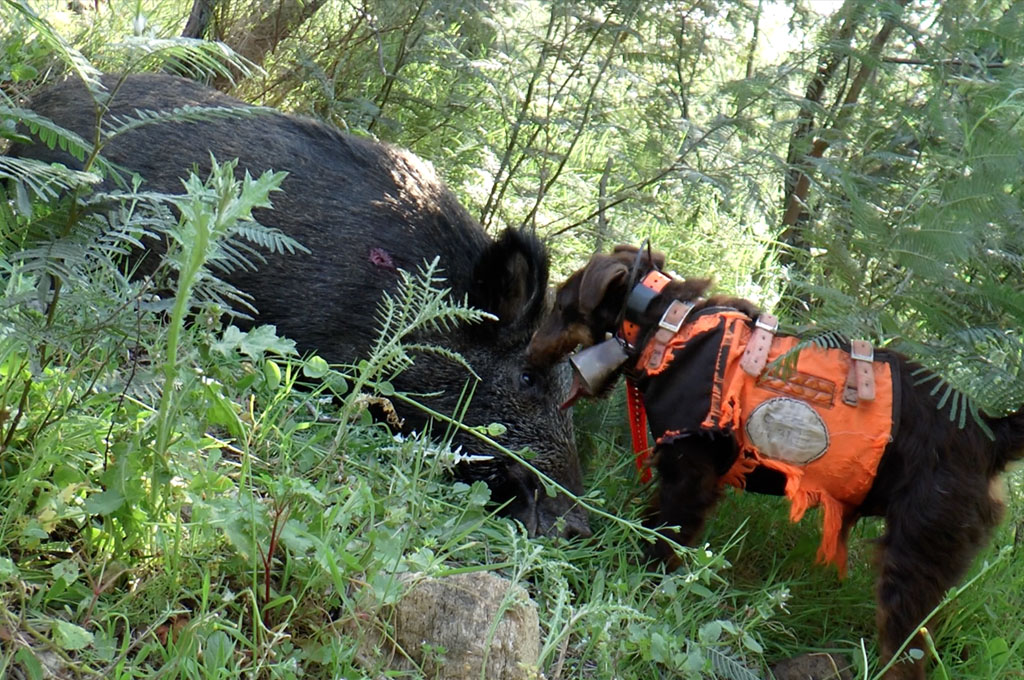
{"left": 744, "top": 397, "right": 828, "bottom": 465}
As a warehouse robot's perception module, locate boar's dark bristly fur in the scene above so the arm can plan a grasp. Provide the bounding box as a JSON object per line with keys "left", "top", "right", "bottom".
{"left": 10, "top": 73, "right": 590, "bottom": 538}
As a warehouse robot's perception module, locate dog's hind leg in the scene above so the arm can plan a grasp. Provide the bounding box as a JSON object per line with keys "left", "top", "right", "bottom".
{"left": 874, "top": 469, "right": 1003, "bottom": 680}
{"left": 646, "top": 436, "right": 733, "bottom": 568}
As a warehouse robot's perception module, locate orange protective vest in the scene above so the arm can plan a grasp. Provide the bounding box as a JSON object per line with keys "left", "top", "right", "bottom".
{"left": 635, "top": 309, "right": 897, "bottom": 576}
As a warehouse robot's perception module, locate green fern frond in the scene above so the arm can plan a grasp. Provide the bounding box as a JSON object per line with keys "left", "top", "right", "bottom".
{"left": 763, "top": 329, "right": 851, "bottom": 378}
{"left": 205, "top": 238, "right": 265, "bottom": 275}
{"left": 372, "top": 259, "right": 492, "bottom": 347}
{"left": 9, "top": 108, "right": 97, "bottom": 164}
{"left": 7, "top": 242, "right": 82, "bottom": 281}
{"left": 402, "top": 342, "right": 479, "bottom": 379}
{"left": 706, "top": 647, "right": 763, "bottom": 680}
{"left": 102, "top": 105, "right": 275, "bottom": 141}
{"left": 366, "top": 258, "right": 494, "bottom": 380}
{"left": 186, "top": 270, "right": 257, "bottom": 316}
{"left": 905, "top": 361, "right": 1000, "bottom": 432}
{"left": 200, "top": 228, "right": 303, "bottom": 278}
{"left": 106, "top": 36, "right": 254, "bottom": 84}
{"left": 334, "top": 258, "right": 496, "bottom": 427}
{"left": 894, "top": 225, "right": 976, "bottom": 265}
{"left": 0, "top": 156, "right": 100, "bottom": 202}
{"left": 974, "top": 280, "right": 1024, "bottom": 316}
{"left": 7, "top": 209, "right": 146, "bottom": 287}
{"left": 786, "top": 281, "right": 859, "bottom": 316}
{"left": 229, "top": 222, "right": 311, "bottom": 256}
{"left": 115, "top": 36, "right": 248, "bottom": 80}
{"left": 948, "top": 325, "right": 1012, "bottom": 346}
{"left": 982, "top": 247, "right": 1024, "bottom": 270}
{"left": 804, "top": 329, "right": 848, "bottom": 350}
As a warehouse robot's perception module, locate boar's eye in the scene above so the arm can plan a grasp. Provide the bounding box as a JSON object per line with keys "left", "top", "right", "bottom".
{"left": 519, "top": 370, "right": 536, "bottom": 389}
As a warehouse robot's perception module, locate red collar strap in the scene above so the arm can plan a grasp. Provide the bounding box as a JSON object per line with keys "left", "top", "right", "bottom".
{"left": 620, "top": 269, "right": 671, "bottom": 484}
{"left": 620, "top": 270, "right": 672, "bottom": 347}
{"left": 625, "top": 296, "right": 697, "bottom": 483}
{"left": 626, "top": 378, "right": 652, "bottom": 482}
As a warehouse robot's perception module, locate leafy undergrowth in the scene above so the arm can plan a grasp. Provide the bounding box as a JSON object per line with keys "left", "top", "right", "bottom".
{"left": 0, "top": 19, "right": 777, "bottom": 677}
{"left": 3, "top": 6, "right": 1022, "bottom": 679}
{"left": 3, "top": 170, "right": 1022, "bottom": 680}
{"left": 3, "top": 318, "right": 1022, "bottom": 680}
{"left": 3, "top": 104, "right": 1022, "bottom": 680}
{"left": 0, "top": 262, "right": 777, "bottom": 678}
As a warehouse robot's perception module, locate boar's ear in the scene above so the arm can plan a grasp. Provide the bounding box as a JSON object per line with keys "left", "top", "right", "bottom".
{"left": 469, "top": 228, "right": 549, "bottom": 334}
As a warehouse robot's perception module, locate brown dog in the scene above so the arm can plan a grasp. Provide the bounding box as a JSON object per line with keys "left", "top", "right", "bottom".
{"left": 527, "top": 245, "right": 1024, "bottom": 680}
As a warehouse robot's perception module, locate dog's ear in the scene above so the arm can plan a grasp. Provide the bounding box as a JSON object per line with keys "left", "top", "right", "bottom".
{"left": 611, "top": 244, "right": 666, "bottom": 270}
{"left": 578, "top": 254, "right": 630, "bottom": 314}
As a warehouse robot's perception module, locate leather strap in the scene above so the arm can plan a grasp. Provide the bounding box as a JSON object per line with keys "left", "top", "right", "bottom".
{"left": 621, "top": 270, "right": 672, "bottom": 347}
{"left": 739, "top": 314, "right": 779, "bottom": 377}
{"left": 645, "top": 300, "right": 694, "bottom": 372}
{"left": 843, "top": 339, "right": 876, "bottom": 405}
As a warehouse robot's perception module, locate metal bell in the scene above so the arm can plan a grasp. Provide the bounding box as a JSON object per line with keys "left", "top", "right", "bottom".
{"left": 567, "top": 337, "right": 630, "bottom": 398}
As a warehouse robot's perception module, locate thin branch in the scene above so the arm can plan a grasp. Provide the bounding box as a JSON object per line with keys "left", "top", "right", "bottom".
{"left": 519, "top": 8, "right": 635, "bottom": 230}
{"left": 368, "top": 0, "right": 429, "bottom": 133}
{"left": 780, "top": 0, "right": 864, "bottom": 238}
{"left": 745, "top": 0, "right": 763, "bottom": 80}
{"left": 883, "top": 56, "right": 1008, "bottom": 68}
{"left": 479, "top": 8, "right": 557, "bottom": 229}
{"left": 780, "top": 0, "right": 910, "bottom": 236}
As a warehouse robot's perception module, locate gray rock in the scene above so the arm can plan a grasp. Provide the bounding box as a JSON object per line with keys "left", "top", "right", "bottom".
{"left": 771, "top": 652, "right": 854, "bottom": 680}
{"left": 392, "top": 571, "right": 540, "bottom": 680}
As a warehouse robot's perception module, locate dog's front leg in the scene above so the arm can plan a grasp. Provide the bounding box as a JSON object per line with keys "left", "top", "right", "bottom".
{"left": 645, "top": 437, "right": 728, "bottom": 569}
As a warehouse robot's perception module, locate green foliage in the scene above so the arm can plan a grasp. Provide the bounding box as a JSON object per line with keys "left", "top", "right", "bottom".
{"left": 2, "top": 1, "right": 1023, "bottom": 679}
{"left": 770, "top": 2, "right": 1024, "bottom": 417}
{"left": 0, "top": 18, "right": 776, "bottom": 679}
{"left": 368, "top": 257, "right": 493, "bottom": 381}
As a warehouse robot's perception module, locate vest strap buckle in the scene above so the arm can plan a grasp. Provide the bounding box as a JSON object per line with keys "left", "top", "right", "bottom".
{"left": 843, "top": 339, "right": 876, "bottom": 405}
{"left": 740, "top": 313, "right": 779, "bottom": 377}
{"left": 646, "top": 301, "right": 694, "bottom": 371}
{"left": 658, "top": 300, "right": 693, "bottom": 334}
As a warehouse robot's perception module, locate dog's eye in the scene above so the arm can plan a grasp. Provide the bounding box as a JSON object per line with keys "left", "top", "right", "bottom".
{"left": 519, "top": 370, "right": 536, "bottom": 388}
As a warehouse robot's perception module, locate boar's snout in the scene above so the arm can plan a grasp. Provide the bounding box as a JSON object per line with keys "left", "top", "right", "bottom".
{"left": 478, "top": 456, "right": 592, "bottom": 539}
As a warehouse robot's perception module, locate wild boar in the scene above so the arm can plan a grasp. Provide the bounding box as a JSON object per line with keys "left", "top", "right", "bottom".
{"left": 11, "top": 73, "right": 589, "bottom": 537}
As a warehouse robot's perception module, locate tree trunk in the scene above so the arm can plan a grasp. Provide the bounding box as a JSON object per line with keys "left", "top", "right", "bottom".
{"left": 778, "top": 0, "right": 863, "bottom": 260}
{"left": 215, "top": 0, "right": 329, "bottom": 88}
{"left": 779, "top": 0, "right": 911, "bottom": 266}
{"left": 181, "top": 0, "right": 217, "bottom": 39}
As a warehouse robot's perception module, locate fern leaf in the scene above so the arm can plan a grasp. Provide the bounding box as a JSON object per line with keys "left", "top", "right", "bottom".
{"left": 101, "top": 104, "right": 274, "bottom": 141}
{"left": 10, "top": 108, "right": 93, "bottom": 162}
{"left": 230, "top": 223, "right": 311, "bottom": 256}
{"left": 108, "top": 36, "right": 256, "bottom": 84}
{"left": 402, "top": 342, "right": 479, "bottom": 379}
{"left": 707, "top": 647, "right": 763, "bottom": 680}
{"left": 0, "top": 156, "right": 100, "bottom": 201}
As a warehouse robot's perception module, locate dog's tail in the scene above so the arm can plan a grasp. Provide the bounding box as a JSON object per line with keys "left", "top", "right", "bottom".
{"left": 990, "top": 406, "right": 1024, "bottom": 470}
